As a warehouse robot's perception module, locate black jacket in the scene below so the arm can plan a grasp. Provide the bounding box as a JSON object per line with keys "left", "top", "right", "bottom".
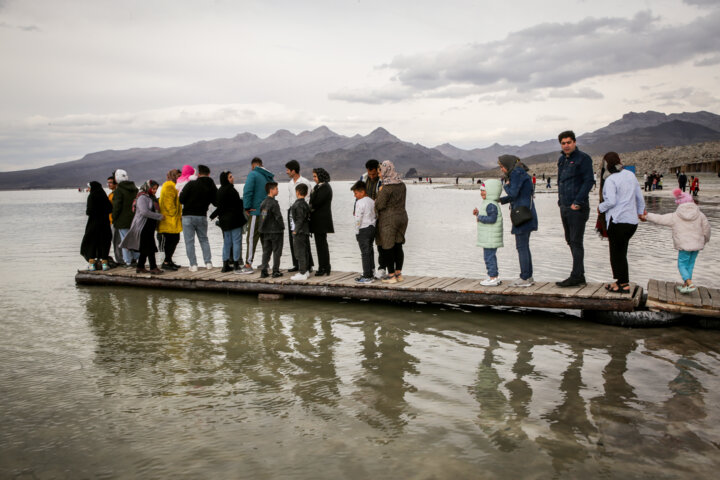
{"left": 258, "top": 196, "right": 284, "bottom": 233}
{"left": 111, "top": 181, "right": 138, "bottom": 229}
{"left": 179, "top": 176, "right": 217, "bottom": 216}
{"left": 290, "top": 198, "right": 311, "bottom": 235}
{"left": 309, "top": 183, "right": 334, "bottom": 234}
{"left": 210, "top": 176, "right": 247, "bottom": 231}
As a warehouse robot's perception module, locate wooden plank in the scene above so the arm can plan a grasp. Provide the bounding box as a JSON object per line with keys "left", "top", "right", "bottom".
{"left": 502, "top": 281, "right": 546, "bottom": 296}
{"left": 538, "top": 282, "right": 588, "bottom": 297}
{"left": 646, "top": 279, "right": 659, "bottom": 301}
{"left": 672, "top": 285, "right": 703, "bottom": 308}
{"left": 405, "top": 276, "right": 443, "bottom": 291}
{"left": 577, "top": 283, "right": 605, "bottom": 298}
{"left": 709, "top": 288, "right": 720, "bottom": 310}
{"left": 646, "top": 299, "right": 720, "bottom": 318}
{"left": 600, "top": 282, "right": 637, "bottom": 299}
{"left": 325, "top": 272, "right": 360, "bottom": 286}
{"left": 444, "top": 278, "right": 480, "bottom": 292}
{"left": 699, "top": 287, "right": 713, "bottom": 310}
{"left": 427, "top": 277, "right": 465, "bottom": 291}
{"left": 394, "top": 276, "right": 434, "bottom": 290}
{"left": 440, "top": 278, "right": 472, "bottom": 291}
{"left": 665, "top": 281, "right": 679, "bottom": 305}
{"left": 656, "top": 280, "right": 669, "bottom": 303}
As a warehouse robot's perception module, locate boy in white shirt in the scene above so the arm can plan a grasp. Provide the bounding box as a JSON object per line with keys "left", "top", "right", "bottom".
{"left": 351, "top": 181, "right": 377, "bottom": 284}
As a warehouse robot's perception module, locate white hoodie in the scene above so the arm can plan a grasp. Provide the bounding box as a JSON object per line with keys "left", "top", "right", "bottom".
{"left": 647, "top": 203, "right": 711, "bottom": 251}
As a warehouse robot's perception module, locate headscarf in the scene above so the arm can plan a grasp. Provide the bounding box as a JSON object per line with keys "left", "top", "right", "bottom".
{"left": 498, "top": 155, "right": 519, "bottom": 176}
{"left": 86, "top": 181, "right": 112, "bottom": 216}
{"left": 379, "top": 160, "right": 402, "bottom": 185}
{"left": 219, "top": 171, "right": 231, "bottom": 187}
{"left": 178, "top": 165, "right": 195, "bottom": 184}
{"left": 313, "top": 167, "right": 331, "bottom": 184}
{"left": 133, "top": 180, "right": 160, "bottom": 212}
{"left": 673, "top": 188, "right": 694, "bottom": 205}
{"left": 167, "top": 169, "right": 180, "bottom": 182}
{"left": 115, "top": 169, "right": 128, "bottom": 183}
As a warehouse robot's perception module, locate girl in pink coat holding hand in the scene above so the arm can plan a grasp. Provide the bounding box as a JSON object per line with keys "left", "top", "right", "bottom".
{"left": 643, "top": 188, "right": 711, "bottom": 293}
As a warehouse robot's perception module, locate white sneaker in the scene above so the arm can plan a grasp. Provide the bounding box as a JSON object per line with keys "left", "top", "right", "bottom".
{"left": 206, "top": 262, "right": 213, "bottom": 270}
{"left": 189, "top": 265, "right": 198, "bottom": 272}
{"left": 480, "top": 277, "right": 501, "bottom": 286}
{"left": 374, "top": 268, "right": 386, "bottom": 279}
{"left": 510, "top": 277, "right": 534, "bottom": 287}
{"left": 290, "top": 272, "right": 309, "bottom": 281}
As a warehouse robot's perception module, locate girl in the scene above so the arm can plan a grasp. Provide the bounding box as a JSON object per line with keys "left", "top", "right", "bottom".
{"left": 644, "top": 189, "right": 710, "bottom": 293}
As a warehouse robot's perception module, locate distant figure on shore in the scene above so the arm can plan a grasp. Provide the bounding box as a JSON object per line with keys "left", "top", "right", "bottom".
{"left": 106, "top": 174, "right": 123, "bottom": 266}
{"left": 289, "top": 183, "right": 312, "bottom": 281}
{"left": 643, "top": 173, "right": 651, "bottom": 192}
{"left": 351, "top": 180, "right": 377, "bottom": 284}
{"left": 119, "top": 180, "right": 165, "bottom": 274}
{"left": 473, "top": 179, "right": 503, "bottom": 287}
{"left": 176, "top": 165, "right": 196, "bottom": 194}
{"left": 285, "top": 160, "right": 314, "bottom": 274}
{"left": 242, "top": 157, "right": 275, "bottom": 273}
{"left": 258, "top": 181, "right": 284, "bottom": 278}
{"left": 211, "top": 171, "right": 246, "bottom": 273}
{"left": 596, "top": 152, "right": 646, "bottom": 294}
{"left": 310, "top": 168, "right": 334, "bottom": 276}
{"left": 498, "top": 155, "right": 537, "bottom": 287}
{"left": 375, "top": 160, "right": 408, "bottom": 284}
{"left": 642, "top": 188, "right": 711, "bottom": 294}
{"left": 112, "top": 169, "right": 140, "bottom": 267}
{"left": 179, "top": 164, "right": 217, "bottom": 272}
{"left": 360, "top": 159, "right": 385, "bottom": 278}
{"left": 157, "top": 169, "right": 183, "bottom": 271}
{"left": 678, "top": 171, "right": 687, "bottom": 192}
{"left": 546, "top": 176, "right": 551, "bottom": 189}
{"left": 80, "top": 181, "right": 113, "bottom": 271}
{"left": 556, "top": 130, "right": 594, "bottom": 288}
{"left": 691, "top": 175, "right": 700, "bottom": 196}
{"left": 532, "top": 174, "right": 537, "bottom": 192}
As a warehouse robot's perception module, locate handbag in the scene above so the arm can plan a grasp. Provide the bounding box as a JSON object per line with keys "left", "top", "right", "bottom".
{"left": 510, "top": 195, "right": 534, "bottom": 227}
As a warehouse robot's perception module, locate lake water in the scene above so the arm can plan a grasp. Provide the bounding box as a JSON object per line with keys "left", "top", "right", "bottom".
{"left": 1, "top": 184, "right": 720, "bottom": 479}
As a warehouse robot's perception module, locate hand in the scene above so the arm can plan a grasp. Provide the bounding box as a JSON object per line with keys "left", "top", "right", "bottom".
{"left": 597, "top": 207, "right": 601, "bottom": 214}
{"left": 472, "top": 208, "right": 479, "bottom": 216}
{"left": 570, "top": 203, "right": 580, "bottom": 210}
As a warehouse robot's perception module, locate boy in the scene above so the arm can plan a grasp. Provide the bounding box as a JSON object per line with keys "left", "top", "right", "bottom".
{"left": 289, "top": 183, "right": 312, "bottom": 281}
{"left": 258, "top": 182, "right": 284, "bottom": 278}
{"left": 472, "top": 179, "right": 503, "bottom": 286}
{"left": 351, "top": 180, "right": 377, "bottom": 284}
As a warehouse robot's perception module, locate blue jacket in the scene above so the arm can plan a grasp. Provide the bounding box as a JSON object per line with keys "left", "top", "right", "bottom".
{"left": 557, "top": 148, "right": 594, "bottom": 207}
{"left": 243, "top": 167, "right": 275, "bottom": 216}
{"left": 500, "top": 167, "right": 538, "bottom": 235}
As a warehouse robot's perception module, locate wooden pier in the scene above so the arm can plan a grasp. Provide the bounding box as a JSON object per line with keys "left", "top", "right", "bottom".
{"left": 646, "top": 279, "right": 720, "bottom": 318}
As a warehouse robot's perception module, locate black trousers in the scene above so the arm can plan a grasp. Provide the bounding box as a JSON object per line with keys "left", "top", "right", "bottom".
{"left": 560, "top": 205, "right": 590, "bottom": 279}
{"left": 292, "top": 233, "right": 310, "bottom": 274}
{"left": 314, "top": 233, "right": 331, "bottom": 273}
{"left": 356, "top": 225, "right": 376, "bottom": 278}
{"left": 159, "top": 233, "right": 180, "bottom": 263}
{"left": 260, "top": 233, "right": 283, "bottom": 273}
{"left": 379, "top": 243, "right": 404, "bottom": 274}
{"left": 138, "top": 253, "right": 157, "bottom": 269}
{"left": 608, "top": 221, "right": 637, "bottom": 284}
{"left": 288, "top": 210, "right": 313, "bottom": 269}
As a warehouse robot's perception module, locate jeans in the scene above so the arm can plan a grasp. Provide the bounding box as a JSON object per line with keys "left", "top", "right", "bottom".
{"left": 118, "top": 228, "right": 139, "bottom": 264}
{"left": 222, "top": 227, "right": 243, "bottom": 262}
{"left": 514, "top": 232, "right": 533, "bottom": 280}
{"left": 608, "top": 221, "right": 637, "bottom": 284}
{"left": 182, "top": 215, "right": 211, "bottom": 267}
{"left": 356, "top": 225, "right": 376, "bottom": 278}
{"left": 483, "top": 248, "right": 498, "bottom": 278}
{"left": 560, "top": 205, "right": 590, "bottom": 279}
{"left": 678, "top": 250, "right": 699, "bottom": 281}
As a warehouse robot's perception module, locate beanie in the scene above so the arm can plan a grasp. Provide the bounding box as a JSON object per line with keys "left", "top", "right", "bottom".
{"left": 673, "top": 188, "right": 694, "bottom": 205}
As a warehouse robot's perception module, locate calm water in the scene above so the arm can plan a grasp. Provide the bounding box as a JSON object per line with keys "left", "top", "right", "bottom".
{"left": 1, "top": 185, "right": 720, "bottom": 479}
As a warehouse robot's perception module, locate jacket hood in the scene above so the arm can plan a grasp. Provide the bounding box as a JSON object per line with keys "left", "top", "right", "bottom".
{"left": 255, "top": 166, "right": 274, "bottom": 181}
{"left": 117, "top": 180, "right": 137, "bottom": 192}
{"left": 219, "top": 171, "right": 230, "bottom": 187}
{"left": 676, "top": 202, "right": 700, "bottom": 221}
{"left": 483, "top": 179, "right": 502, "bottom": 201}
{"left": 115, "top": 169, "right": 128, "bottom": 183}
{"left": 178, "top": 165, "right": 195, "bottom": 183}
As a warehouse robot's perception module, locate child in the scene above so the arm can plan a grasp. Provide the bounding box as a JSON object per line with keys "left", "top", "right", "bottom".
{"left": 644, "top": 188, "right": 710, "bottom": 293}
{"left": 289, "top": 183, "right": 311, "bottom": 281}
{"left": 258, "top": 182, "right": 284, "bottom": 278}
{"left": 472, "top": 180, "right": 503, "bottom": 286}
{"left": 351, "top": 181, "right": 377, "bottom": 284}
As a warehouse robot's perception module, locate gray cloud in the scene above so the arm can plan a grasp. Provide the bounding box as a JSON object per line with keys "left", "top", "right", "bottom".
{"left": 548, "top": 87, "right": 604, "bottom": 99}
{"left": 0, "top": 21, "right": 40, "bottom": 32}
{"left": 683, "top": 0, "right": 719, "bottom": 7}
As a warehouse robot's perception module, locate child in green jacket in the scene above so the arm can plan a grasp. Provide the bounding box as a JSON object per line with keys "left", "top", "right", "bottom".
{"left": 472, "top": 179, "right": 504, "bottom": 286}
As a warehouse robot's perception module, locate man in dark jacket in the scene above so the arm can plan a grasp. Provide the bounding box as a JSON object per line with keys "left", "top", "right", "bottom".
{"left": 556, "top": 131, "right": 594, "bottom": 287}
{"left": 258, "top": 182, "right": 284, "bottom": 278}
{"left": 242, "top": 157, "right": 275, "bottom": 272}
{"left": 111, "top": 169, "right": 140, "bottom": 266}
{"left": 678, "top": 172, "right": 688, "bottom": 192}
{"left": 179, "top": 164, "right": 217, "bottom": 272}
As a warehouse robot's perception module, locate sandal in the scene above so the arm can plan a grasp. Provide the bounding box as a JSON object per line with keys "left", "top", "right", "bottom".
{"left": 605, "top": 283, "right": 631, "bottom": 294}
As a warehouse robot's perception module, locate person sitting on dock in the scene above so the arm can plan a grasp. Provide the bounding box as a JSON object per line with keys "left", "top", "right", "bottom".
{"left": 473, "top": 180, "right": 503, "bottom": 287}
{"left": 258, "top": 182, "right": 284, "bottom": 278}
{"left": 641, "top": 189, "right": 711, "bottom": 294}
{"left": 179, "top": 164, "right": 217, "bottom": 272}
{"left": 289, "top": 183, "right": 312, "bottom": 281}
{"left": 351, "top": 181, "right": 377, "bottom": 284}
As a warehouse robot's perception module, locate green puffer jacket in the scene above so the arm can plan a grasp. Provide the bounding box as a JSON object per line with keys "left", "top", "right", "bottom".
{"left": 476, "top": 179, "right": 503, "bottom": 249}
{"left": 111, "top": 180, "right": 139, "bottom": 229}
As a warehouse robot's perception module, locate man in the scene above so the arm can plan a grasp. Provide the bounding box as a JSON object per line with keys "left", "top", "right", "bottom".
{"left": 111, "top": 169, "right": 139, "bottom": 267}
{"left": 678, "top": 171, "right": 687, "bottom": 192}
{"left": 360, "top": 159, "right": 385, "bottom": 278}
{"left": 179, "top": 164, "right": 217, "bottom": 272}
{"left": 107, "top": 174, "right": 124, "bottom": 266}
{"left": 285, "top": 159, "right": 314, "bottom": 273}
{"left": 556, "top": 130, "right": 594, "bottom": 287}
{"left": 241, "top": 157, "right": 274, "bottom": 273}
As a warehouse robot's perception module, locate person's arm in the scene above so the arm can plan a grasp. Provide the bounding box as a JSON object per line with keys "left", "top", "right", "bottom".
{"left": 597, "top": 179, "right": 616, "bottom": 213}
{"left": 702, "top": 214, "right": 711, "bottom": 244}
{"left": 354, "top": 201, "right": 365, "bottom": 231}
{"left": 645, "top": 212, "right": 674, "bottom": 226}
{"left": 373, "top": 187, "right": 388, "bottom": 212}
{"left": 138, "top": 196, "right": 164, "bottom": 220}
{"left": 243, "top": 174, "right": 255, "bottom": 212}
{"left": 573, "top": 155, "right": 595, "bottom": 208}
{"left": 502, "top": 174, "right": 523, "bottom": 202}
{"left": 272, "top": 200, "right": 284, "bottom": 226}
{"left": 112, "top": 189, "right": 122, "bottom": 220}
{"left": 179, "top": 182, "right": 190, "bottom": 205}
{"left": 209, "top": 181, "right": 218, "bottom": 207}
{"left": 311, "top": 184, "right": 330, "bottom": 211}
{"left": 634, "top": 179, "right": 646, "bottom": 216}
{"left": 477, "top": 203, "right": 498, "bottom": 224}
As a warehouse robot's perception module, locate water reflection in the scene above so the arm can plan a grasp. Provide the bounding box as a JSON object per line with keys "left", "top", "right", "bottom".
{"left": 80, "top": 288, "right": 720, "bottom": 477}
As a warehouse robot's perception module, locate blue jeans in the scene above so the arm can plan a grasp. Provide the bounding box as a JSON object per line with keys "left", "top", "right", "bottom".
{"left": 483, "top": 248, "right": 498, "bottom": 277}
{"left": 678, "top": 250, "right": 699, "bottom": 281}
{"left": 515, "top": 232, "right": 533, "bottom": 280}
{"left": 223, "top": 227, "right": 243, "bottom": 262}
{"left": 117, "top": 228, "right": 139, "bottom": 264}
{"left": 182, "top": 216, "right": 211, "bottom": 266}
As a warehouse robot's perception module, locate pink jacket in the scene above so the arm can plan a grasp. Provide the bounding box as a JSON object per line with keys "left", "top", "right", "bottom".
{"left": 646, "top": 203, "right": 711, "bottom": 251}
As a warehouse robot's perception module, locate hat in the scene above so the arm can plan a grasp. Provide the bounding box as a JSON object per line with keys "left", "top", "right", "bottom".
{"left": 673, "top": 188, "right": 694, "bottom": 205}
{"left": 498, "top": 155, "right": 519, "bottom": 172}
{"left": 480, "top": 183, "right": 486, "bottom": 191}
{"left": 115, "top": 169, "right": 128, "bottom": 182}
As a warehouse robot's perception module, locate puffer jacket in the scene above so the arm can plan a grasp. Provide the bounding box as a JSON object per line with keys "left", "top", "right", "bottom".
{"left": 476, "top": 179, "right": 503, "bottom": 249}
{"left": 646, "top": 203, "right": 711, "bottom": 251}
{"left": 157, "top": 181, "right": 182, "bottom": 234}
{"left": 111, "top": 180, "right": 139, "bottom": 229}
{"left": 243, "top": 166, "right": 275, "bottom": 216}
{"left": 211, "top": 173, "right": 247, "bottom": 232}
{"left": 500, "top": 166, "right": 538, "bottom": 235}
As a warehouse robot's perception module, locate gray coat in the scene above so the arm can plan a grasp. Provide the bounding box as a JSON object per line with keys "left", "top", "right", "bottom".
{"left": 119, "top": 194, "right": 163, "bottom": 251}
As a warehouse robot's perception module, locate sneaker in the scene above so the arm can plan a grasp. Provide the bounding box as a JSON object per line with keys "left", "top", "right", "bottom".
{"left": 291, "top": 272, "right": 309, "bottom": 281}
{"left": 510, "top": 277, "right": 534, "bottom": 287}
{"left": 189, "top": 265, "right": 198, "bottom": 272}
{"left": 87, "top": 262, "right": 96, "bottom": 271}
{"left": 374, "top": 268, "right": 386, "bottom": 279}
{"left": 101, "top": 261, "right": 109, "bottom": 271}
{"left": 206, "top": 262, "right": 213, "bottom": 270}
{"left": 355, "top": 276, "right": 374, "bottom": 284}
{"left": 556, "top": 276, "right": 586, "bottom": 288}
{"left": 272, "top": 271, "right": 283, "bottom": 278}
{"left": 381, "top": 275, "right": 398, "bottom": 284}
{"left": 395, "top": 274, "right": 404, "bottom": 282}
{"left": 237, "top": 266, "right": 254, "bottom": 275}
{"left": 677, "top": 284, "right": 697, "bottom": 294}
{"left": 260, "top": 270, "right": 269, "bottom": 278}
{"left": 480, "top": 277, "right": 501, "bottom": 286}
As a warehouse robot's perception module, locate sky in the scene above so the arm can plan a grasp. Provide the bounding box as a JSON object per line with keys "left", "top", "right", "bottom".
{"left": 1, "top": 0, "right": 719, "bottom": 171}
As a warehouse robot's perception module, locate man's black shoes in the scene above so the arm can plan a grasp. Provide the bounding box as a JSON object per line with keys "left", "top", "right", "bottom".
{"left": 556, "top": 276, "right": 587, "bottom": 288}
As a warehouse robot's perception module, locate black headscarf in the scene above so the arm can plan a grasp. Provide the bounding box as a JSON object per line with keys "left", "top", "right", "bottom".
{"left": 86, "top": 181, "right": 112, "bottom": 217}
{"left": 313, "top": 168, "right": 330, "bottom": 184}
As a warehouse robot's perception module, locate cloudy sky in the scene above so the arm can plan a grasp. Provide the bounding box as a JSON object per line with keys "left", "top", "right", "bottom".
{"left": 1, "top": 0, "right": 719, "bottom": 171}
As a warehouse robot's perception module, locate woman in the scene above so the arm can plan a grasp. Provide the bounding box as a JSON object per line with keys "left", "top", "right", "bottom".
{"left": 80, "top": 181, "right": 113, "bottom": 271}
{"left": 374, "top": 160, "right": 408, "bottom": 284}
{"left": 498, "top": 155, "right": 537, "bottom": 287}
{"left": 175, "top": 165, "right": 196, "bottom": 194}
{"left": 157, "top": 169, "right": 182, "bottom": 271}
{"left": 119, "top": 180, "right": 165, "bottom": 274}
{"left": 211, "top": 171, "right": 246, "bottom": 272}
{"left": 309, "top": 167, "right": 334, "bottom": 276}
{"left": 597, "top": 152, "right": 646, "bottom": 293}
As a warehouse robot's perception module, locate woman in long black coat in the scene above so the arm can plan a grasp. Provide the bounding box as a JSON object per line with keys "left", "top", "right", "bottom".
{"left": 80, "top": 181, "right": 113, "bottom": 271}
{"left": 309, "top": 168, "right": 334, "bottom": 276}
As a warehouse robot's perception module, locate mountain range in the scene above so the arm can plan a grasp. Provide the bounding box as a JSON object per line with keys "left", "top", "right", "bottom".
{"left": 1, "top": 110, "right": 719, "bottom": 189}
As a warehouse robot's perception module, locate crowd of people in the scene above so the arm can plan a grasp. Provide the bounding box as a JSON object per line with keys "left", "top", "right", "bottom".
{"left": 80, "top": 130, "right": 712, "bottom": 293}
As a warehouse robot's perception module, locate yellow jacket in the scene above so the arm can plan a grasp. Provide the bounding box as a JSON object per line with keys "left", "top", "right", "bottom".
{"left": 108, "top": 191, "right": 114, "bottom": 224}
{"left": 157, "top": 181, "right": 182, "bottom": 234}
